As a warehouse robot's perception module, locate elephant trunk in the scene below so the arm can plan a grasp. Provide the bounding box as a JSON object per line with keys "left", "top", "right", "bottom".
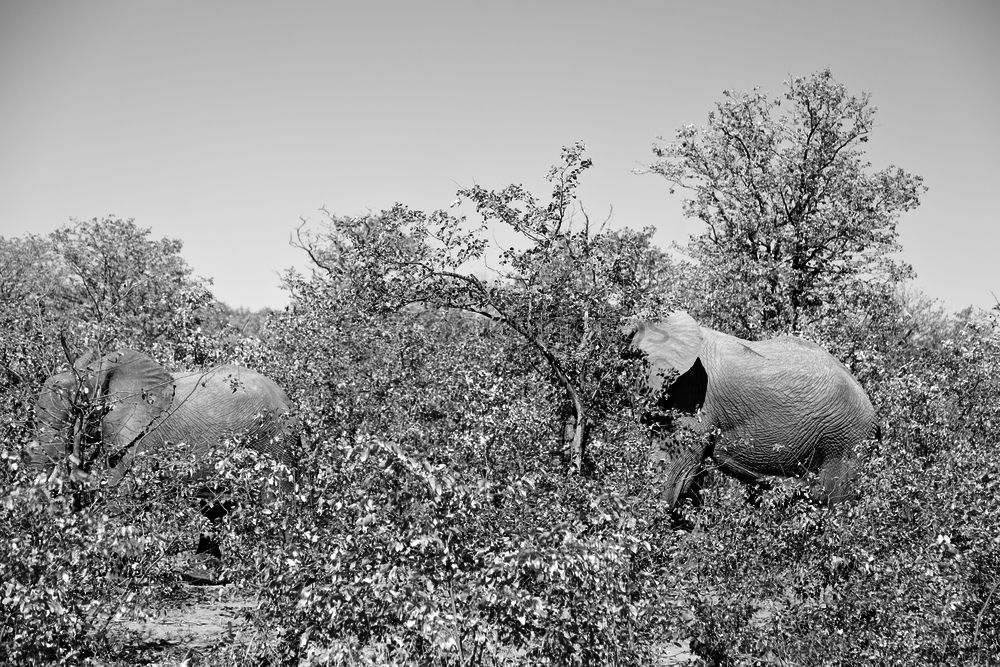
{"left": 656, "top": 434, "right": 707, "bottom": 509}
{"left": 663, "top": 462, "right": 700, "bottom": 509}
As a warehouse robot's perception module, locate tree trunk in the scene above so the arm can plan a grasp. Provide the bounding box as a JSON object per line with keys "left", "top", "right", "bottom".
{"left": 562, "top": 397, "right": 589, "bottom": 474}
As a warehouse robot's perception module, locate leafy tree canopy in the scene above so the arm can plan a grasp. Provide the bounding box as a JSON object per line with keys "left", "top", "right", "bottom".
{"left": 1, "top": 216, "right": 218, "bottom": 358}
{"left": 648, "top": 69, "right": 925, "bottom": 335}
{"left": 292, "top": 143, "right": 677, "bottom": 472}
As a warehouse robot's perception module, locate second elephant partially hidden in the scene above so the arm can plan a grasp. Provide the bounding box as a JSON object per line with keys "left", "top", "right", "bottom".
{"left": 28, "top": 349, "right": 298, "bottom": 577}
{"left": 630, "top": 312, "right": 875, "bottom": 508}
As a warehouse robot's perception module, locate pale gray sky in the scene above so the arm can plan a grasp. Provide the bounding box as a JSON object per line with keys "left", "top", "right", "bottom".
{"left": 1, "top": 1, "right": 997, "bottom": 311}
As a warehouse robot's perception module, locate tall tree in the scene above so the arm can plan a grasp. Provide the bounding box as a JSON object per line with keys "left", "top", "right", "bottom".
{"left": 49, "top": 217, "right": 217, "bottom": 351}
{"left": 1, "top": 217, "right": 219, "bottom": 367}
{"left": 648, "top": 69, "right": 925, "bottom": 335}
{"left": 292, "top": 144, "right": 675, "bottom": 472}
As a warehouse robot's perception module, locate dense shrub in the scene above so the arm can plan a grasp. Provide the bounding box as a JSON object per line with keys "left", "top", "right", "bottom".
{"left": 229, "top": 425, "right": 675, "bottom": 666}
{"left": 239, "top": 283, "right": 663, "bottom": 663}
{"left": 0, "top": 448, "right": 210, "bottom": 664}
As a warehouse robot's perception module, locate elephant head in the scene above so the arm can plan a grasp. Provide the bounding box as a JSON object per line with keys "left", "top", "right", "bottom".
{"left": 629, "top": 311, "right": 874, "bottom": 509}
{"left": 29, "top": 350, "right": 175, "bottom": 481}
{"left": 629, "top": 312, "right": 714, "bottom": 505}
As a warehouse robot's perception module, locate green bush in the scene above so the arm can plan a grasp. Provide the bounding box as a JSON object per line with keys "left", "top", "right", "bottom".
{"left": 0, "top": 452, "right": 202, "bottom": 664}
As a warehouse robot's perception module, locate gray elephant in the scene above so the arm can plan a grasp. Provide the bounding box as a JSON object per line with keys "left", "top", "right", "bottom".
{"left": 629, "top": 312, "right": 874, "bottom": 508}
{"left": 27, "top": 349, "right": 298, "bottom": 578}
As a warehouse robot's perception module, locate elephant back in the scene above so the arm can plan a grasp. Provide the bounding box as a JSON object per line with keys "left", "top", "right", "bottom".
{"left": 699, "top": 330, "right": 874, "bottom": 468}
{"left": 162, "top": 365, "right": 296, "bottom": 463}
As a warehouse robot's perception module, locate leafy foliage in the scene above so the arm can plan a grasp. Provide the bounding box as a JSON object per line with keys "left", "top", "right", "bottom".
{"left": 292, "top": 143, "right": 675, "bottom": 472}
{"left": 2, "top": 72, "right": 998, "bottom": 665}
{"left": 649, "top": 69, "right": 925, "bottom": 336}
{"left": 2, "top": 217, "right": 217, "bottom": 355}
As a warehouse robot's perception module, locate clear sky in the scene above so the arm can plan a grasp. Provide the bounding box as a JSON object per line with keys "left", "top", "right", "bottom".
{"left": 1, "top": 1, "right": 997, "bottom": 311}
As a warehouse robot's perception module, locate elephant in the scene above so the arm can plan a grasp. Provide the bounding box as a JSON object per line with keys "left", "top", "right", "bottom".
{"left": 629, "top": 311, "right": 874, "bottom": 509}
{"left": 26, "top": 349, "right": 298, "bottom": 580}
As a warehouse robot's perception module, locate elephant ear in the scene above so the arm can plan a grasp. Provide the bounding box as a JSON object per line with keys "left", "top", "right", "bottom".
{"left": 32, "top": 372, "right": 79, "bottom": 466}
{"left": 631, "top": 311, "right": 703, "bottom": 393}
{"left": 95, "top": 350, "right": 175, "bottom": 449}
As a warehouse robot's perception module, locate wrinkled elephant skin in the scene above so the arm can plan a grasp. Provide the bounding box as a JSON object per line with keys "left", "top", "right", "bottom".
{"left": 630, "top": 312, "right": 874, "bottom": 508}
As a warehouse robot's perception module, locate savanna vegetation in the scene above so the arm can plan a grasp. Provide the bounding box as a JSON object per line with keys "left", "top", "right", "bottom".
{"left": 2, "top": 70, "right": 998, "bottom": 665}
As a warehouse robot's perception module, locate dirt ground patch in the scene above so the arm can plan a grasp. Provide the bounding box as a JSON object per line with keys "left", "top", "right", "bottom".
{"left": 105, "top": 586, "right": 695, "bottom": 665}
{"left": 107, "top": 584, "right": 265, "bottom": 664}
